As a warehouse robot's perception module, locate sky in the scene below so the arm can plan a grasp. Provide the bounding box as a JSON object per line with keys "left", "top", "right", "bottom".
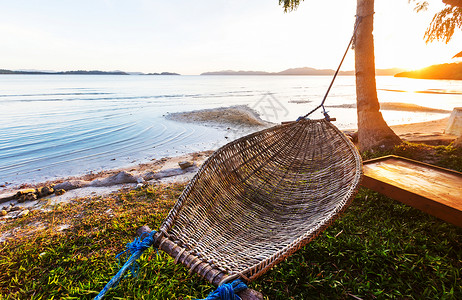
{"left": 0, "top": 0, "right": 460, "bottom": 75}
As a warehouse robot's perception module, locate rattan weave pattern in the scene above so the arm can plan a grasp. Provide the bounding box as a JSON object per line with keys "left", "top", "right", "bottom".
{"left": 157, "top": 119, "right": 362, "bottom": 284}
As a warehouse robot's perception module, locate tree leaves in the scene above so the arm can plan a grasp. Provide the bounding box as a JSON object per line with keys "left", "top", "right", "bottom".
{"left": 278, "top": 0, "right": 303, "bottom": 12}
{"left": 424, "top": 6, "right": 462, "bottom": 44}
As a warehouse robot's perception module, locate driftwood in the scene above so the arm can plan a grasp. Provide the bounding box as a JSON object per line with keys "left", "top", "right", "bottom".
{"left": 137, "top": 225, "right": 263, "bottom": 300}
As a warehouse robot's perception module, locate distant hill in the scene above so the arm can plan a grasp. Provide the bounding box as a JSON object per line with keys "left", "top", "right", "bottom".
{"left": 201, "top": 70, "right": 272, "bottom": 75}
{"left": 279, "top": 67, "right": 341, "bottom": 75}
{"left": 394, "top": 63, "right": 462, "bottom": 80}
{"left": 0, "top": 69, "right": 181, "bottom": 75}
{"left": 59, "top": 70, "right": 129, "bottom": 75}
{"left": 146, "top": 72, "right": 180, "bottom": 75}
{"left": 0, "top": 69, "right": 49, "bottom": 75}
{"left": 0, "top": 69, "right": 129, "bottom": 75}
{"left": 201, "top": 67, "right": 404, "bottom": 76}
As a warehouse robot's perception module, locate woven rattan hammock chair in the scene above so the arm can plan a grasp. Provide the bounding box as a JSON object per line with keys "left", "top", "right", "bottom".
{"left": 95, "top": 17, "right": 364, "bottom": 300}
{"left": 155, "top": 118, "right": 362, "bottom": 285}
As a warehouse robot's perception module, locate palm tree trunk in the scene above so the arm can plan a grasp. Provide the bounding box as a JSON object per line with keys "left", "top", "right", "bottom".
{"left": 355, "top": 0, "right": 401, "bottom": 151}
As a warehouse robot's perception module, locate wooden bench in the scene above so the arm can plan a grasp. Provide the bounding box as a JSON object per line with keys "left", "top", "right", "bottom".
{"left": 362, "top": 155, "right": 462, "bottom": 227}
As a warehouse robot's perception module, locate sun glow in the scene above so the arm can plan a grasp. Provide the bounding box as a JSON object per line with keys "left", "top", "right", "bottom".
{"left": 376, "top": 45, "right": 456, "bottom": 72}
{"left": 0, "top": 0, "right": 459, "bottom": 74}
{"left": 373, "top": 0, "right": 460, "bottom": 72}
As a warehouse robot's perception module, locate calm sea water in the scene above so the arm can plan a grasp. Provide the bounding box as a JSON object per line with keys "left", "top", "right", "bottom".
{"left": 1, "top": 75, "right": 461, "bottom": 186}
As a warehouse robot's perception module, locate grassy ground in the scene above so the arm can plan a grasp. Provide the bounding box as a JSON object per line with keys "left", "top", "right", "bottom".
{"left": 0, "top": 143, "right": 461, "bottom": 299}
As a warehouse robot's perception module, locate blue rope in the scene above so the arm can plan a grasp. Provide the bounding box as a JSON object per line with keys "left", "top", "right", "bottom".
{"left": 94, "top": 230, "right": 157, "bottom": 300}
{"left": 115, "top": 230, "right": 158, "bottom": 276}
{"left": 322, "top": 106, "right": 332, "bottom": 122}
{"left": 197, "top": 279, "right": 248, "bottom": 300}
{"left": 94, "top": 231, "right": 247, "bottom": 300}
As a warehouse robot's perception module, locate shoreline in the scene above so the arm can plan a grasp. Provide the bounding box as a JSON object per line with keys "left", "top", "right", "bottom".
{"left": 0, "top": 150, "right": 214, "bottom": 208}
{"left": 1, "top": 116, "right": 455, "bottom": 198}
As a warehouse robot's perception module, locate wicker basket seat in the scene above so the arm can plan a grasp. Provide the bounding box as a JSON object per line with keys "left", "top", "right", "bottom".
{"left": 152, "top": 118, "right": 362, "bottom": 286}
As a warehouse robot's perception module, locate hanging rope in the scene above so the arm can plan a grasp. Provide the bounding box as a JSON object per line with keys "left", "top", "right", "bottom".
{"left": 301, "top": 14, "right": 367, "bottom": 121}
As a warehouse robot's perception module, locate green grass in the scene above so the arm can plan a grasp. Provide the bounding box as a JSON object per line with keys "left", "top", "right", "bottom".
{"left": 1, "top": 143, "right": 461, "bottom": 299}
{"left": 362, "top": 142, "right": 462, "bottom": 172}
{"left": 254, "top": 189, "right": 461, "bottom": 299}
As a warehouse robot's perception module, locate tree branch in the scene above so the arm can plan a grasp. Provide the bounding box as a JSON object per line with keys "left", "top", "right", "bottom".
{"left": 424, "top": 6, "right": 462, "bottom": 43}
{"left": 279, "top": 0, "right": 303, "bottom": 12}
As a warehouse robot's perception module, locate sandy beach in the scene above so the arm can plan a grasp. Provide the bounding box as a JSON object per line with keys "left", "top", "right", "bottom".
{"left": 390, "top": 117, "right": 457, "bottom": 145}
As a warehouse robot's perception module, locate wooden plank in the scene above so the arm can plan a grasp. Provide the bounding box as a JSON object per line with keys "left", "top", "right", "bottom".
{"left": 362, "top": 155, "right": 462, "bottom": 227}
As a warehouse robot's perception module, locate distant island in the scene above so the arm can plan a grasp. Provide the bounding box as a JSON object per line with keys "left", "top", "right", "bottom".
{"left": 201, "top": 67, "right": 404, "bottom": 76}
{"left": 0, "top": 69, "right": 180, "bottom": 75}
{"left": 394, "top": 62, "right": 462, "bottom": 80}
{"left": 146, "top": 72, "right": 180, "bottom": 75}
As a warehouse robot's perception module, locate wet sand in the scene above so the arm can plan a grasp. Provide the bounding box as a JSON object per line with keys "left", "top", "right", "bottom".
{"left": 166, "top": 105, "right": 273, "bottom": 128}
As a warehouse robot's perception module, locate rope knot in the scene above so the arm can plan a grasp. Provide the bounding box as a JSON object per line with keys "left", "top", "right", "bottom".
{"left": 126, "top": 231, "right": 156, "bottom": 253}
{"left": 115, "top": 230, "right": 157, "bottom": 278}
{"left": 198, "top": 279, "right": 248, "bottom": 300}
{"left": 116, "top": 230, "right": 156, "bottom": 260}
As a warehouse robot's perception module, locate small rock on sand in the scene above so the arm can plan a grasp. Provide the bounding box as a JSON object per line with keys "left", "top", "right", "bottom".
{"left": 145, "top": 168, "right": 187, "bottom": 180}
{"left": 89, "top": 171, "right": 140, "bottom": 187}
{"left": 143, "top": 172, "right": 157, "bottom": 181}
{"left": 178, "top": 161, "right": 194, "bottom": 169}
{"left": 54, "top": 180, "right": 90, "bottom": 191}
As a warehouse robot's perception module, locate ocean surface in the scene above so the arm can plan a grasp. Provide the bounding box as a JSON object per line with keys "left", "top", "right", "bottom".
{"left": 1, "top": 75, "right": 461, "bottom": 186}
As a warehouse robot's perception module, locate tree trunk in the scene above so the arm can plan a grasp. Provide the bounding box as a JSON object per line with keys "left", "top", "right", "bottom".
{"left": 355, "top": 0, "right": 402, "bottom": 151}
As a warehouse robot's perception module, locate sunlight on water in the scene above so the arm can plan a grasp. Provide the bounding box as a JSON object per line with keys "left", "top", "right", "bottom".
{"left": 0, "top": 75, "right": 460, "bottom": 185}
